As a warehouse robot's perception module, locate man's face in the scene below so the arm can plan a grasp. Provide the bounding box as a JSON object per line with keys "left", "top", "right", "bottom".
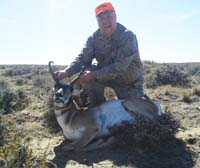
{"left": 97, "top": 11, "right": 117, "bottom": 38}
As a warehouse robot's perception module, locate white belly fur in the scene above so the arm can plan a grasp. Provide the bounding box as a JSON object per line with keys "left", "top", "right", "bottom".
{"left": 94, "top": 100, "right": 135, "bottom": 136}
{"left": 63, "top": 126, "right": 85, "bottom": 140}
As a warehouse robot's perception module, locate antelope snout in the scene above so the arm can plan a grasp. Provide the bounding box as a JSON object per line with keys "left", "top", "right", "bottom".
{"left": 55, "top": 88, "right": 63, "bottom": 96}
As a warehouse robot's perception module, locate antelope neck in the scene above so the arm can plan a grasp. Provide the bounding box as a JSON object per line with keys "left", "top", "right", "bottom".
{"left": 54, "top": 103, "right": 74, "bottom": 117}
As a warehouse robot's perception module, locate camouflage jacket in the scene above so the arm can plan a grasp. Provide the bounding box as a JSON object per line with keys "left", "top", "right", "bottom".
{"left": 65, "top": 23, "right": 143, "bottom": 85}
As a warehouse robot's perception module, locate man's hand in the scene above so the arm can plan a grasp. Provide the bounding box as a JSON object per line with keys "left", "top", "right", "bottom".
{"left": 78, "top": 70, "right": 97, "bottom": 84}
{"left": 55, "top": 70, "right": 69, "bottom": 80}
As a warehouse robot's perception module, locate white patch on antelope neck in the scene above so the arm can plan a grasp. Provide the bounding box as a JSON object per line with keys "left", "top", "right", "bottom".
{"left": 54, "top": 109, "right": 64, "bottom": 116}
{"left": 55, "top": 109, "right": 68, "bottom": 129}
{"left": 54, "top": 102, "right": 64, "bottom": 108}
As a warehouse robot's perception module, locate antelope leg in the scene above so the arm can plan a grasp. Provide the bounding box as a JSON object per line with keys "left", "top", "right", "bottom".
{"left": 75, "top": 127, "right": 100, "bottom": 149}
{"left": 62, "top": 141, "right": 77, "bottom": 151}
{"left": 63, "top": 127, "right": 100, "bottom": 151}
{"left": 82, "top": 136, "right": 116, "bottom": 151}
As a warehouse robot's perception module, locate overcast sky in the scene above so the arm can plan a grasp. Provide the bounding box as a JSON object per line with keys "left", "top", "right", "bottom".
{"left": 0, "top": 0, "right": 199, "bottom": 64}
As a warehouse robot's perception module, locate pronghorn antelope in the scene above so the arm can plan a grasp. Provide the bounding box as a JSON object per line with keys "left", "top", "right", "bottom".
{"left": 48, "top": 61, "right": 164, "bottom": 151}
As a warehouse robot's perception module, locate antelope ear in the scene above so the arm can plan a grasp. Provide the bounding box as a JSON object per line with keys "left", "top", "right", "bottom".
{"left": 72, "top": 88, "right": 84, "bottom": 97}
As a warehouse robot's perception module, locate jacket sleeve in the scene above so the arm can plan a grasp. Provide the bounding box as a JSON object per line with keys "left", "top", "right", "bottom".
{"left": 95, "top": 31, "right": 140, "bottom": 80}
{"left": 65, "top": 36, "right": 94, "bottom": 77}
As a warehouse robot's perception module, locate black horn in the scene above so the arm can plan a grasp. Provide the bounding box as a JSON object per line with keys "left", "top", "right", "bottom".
{"left": 48, "top": 61, "right": 60, "bottom": 84}
{"left": 70, "top": 66, "right": 86, "bottom": 86}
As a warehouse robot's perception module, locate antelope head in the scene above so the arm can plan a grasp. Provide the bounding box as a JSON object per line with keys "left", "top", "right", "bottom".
{"left": 48, "top": 61, "right": 83, "bottom": 108}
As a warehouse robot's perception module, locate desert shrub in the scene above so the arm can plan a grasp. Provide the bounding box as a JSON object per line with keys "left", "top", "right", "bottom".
{"left": 0, "top": 65, "right": 5, "bottom": 69}
{"left": 32, "top": 66, "right": 49, "bottom": 75}
{"left": 15, "top": 78, "right": 27, "bottom": 86}
{"left": 32, "top": 74, "right": 54, "bottom": 100}
{"left": 33, "top": 76, "right": 46, "bottom": 88}
{"left": 145, "top": 72, "right": 157, "bottom": 88}
{"left": 33, "top": 75, "right": 52, "bottom": 89}
{"left": 143, "top": 61, "right": 157, "bottom": 73}
{"left": 0, "top": 116, "right": 41, "bottom": 168}
{"left": 145, "top": 65, "right": 190, "bottom": 88}
{"left": 24, "top": 74, "right": 33, "bottom": 80}
{"left": 0, "top": 115, "right": 5, "bottom": 146}
{"left": 187, "top": 63, "right": 200, "bottom": 76}
{"left": 0, "top": 115, "right": 55, "bottom": 168}
{"left": 155, "top": 65, "right": 190, "bottom": 86}
{"left": 182, "top": 95, "right": 192, "bottom": 103}
{"left": 182, "top": 91, "right": 192, "bottom": 103}
{"left": 110, "top": 112, "right": 180, "bottom": 149}
{"left": 0, "top": 88, "right": 29, "bottom": 114}
{"left": 194, "top": 88, "right": 200, "bottom": 97}
{"left": 0, "top": 81, "right": 8, "bottom": 89}
{"left": 190, "top": 67, "right": 200, "bottom": 76}
{"left": 3, "top": 67, "right": 32, "bottom": 77}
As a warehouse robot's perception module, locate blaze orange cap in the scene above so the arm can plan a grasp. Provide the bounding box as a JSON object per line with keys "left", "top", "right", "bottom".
{"left": 95, "top": 2, "right": 115, "bottom": 16}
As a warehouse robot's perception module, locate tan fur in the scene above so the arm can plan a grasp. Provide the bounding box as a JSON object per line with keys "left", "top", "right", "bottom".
{"left": 122, "top": 98, "right": 164, "bottom": 119}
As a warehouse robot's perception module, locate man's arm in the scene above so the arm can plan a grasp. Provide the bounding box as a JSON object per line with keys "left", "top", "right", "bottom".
{"left": 65, "top": 36, "right": 95, "bottom": 77}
